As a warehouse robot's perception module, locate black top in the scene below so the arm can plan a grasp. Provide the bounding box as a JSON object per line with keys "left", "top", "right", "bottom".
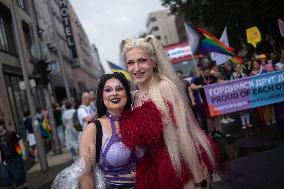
{"left": 94, "top": 120, "right": 103, "bottom": 162}
{"left": 24, "top": 117, "right": 33, "bottom": 133}
{"left": 53, "top": 109, "right": 63, "bottom": 127}
{"left": 0, "top": 131, "right": 20, "bottom": 162}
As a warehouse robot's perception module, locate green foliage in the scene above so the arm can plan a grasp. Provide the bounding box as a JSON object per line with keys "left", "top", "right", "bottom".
{"left": 161, "top": 0, "right": 284, "bottom": 52}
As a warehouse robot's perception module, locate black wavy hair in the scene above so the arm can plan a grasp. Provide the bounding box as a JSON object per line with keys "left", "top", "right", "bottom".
{"left": 96, "top": 72, "right": 132, "bottom": 118}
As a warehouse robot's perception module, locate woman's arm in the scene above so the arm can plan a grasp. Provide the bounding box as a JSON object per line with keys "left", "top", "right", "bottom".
{"left": 79, "top": 123, "right": 97, "bottom": 189}
{"left": 188, "top": 85, "right": 196, "bottom": 106}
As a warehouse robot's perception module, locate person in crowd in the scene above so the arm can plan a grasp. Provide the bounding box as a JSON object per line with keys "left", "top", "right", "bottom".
{"left": 207, "top": 66, "right": 226, "bottom": 138}
{"left": 209, "top": 61, "right": 223, "bottom": 81}
{"left": 249, "top": 61, "right": 267, "bottom": 128}
{"left": 250, "top": 61, "right": 261, "bottom": 76}
{"left": 53, "top": 103, "right": 65, "bottom": 147}
{"left": 176, "top": 70, "right": 195, "bottom": 109}
{"left": 259, "top": 54, "right": 273, "bottom": 73}
{"left": 23, "top": 111, "right": 38, "bottom": 162}
{"left": 62, "top": 101, "right": 79, "bottom": 159}
{"left": 258, "top": 54, "right": 277, "bottom": 126}
{"left": 60, "top": 98, "right": 68, "bottom": 114}
{"left": 210, "top": 62, "right": 235, "bottom": 125}
{"left": 0, "top": 119, "right": 28, "bottom": 189}
{"left": 220, "top": 62, "right": 234, "bottom": 80}
{"left": 231, "top": 64, "right": 253, "bottom": 129}
{"left": 120, "top": 35, "right": 218, "bottom": 189}
{"left": 244, "top": 58, "right": 254, "bottom": 75}
{"left": 79, "top": 72, "right": 137, "bottom": 188}
{"left": 77, "top": 92, "right": 97, "bottom": 130}
{"left": 190, "top": 68, "right": 210, "bottom": 132}
{"left": 35, "top": 107, "right": 52, "bottom": 151}
{"left": 89, "top": 91, "right": 97, "bottom": 114}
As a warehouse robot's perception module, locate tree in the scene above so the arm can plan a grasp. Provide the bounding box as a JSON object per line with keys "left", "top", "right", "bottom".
{"left": 161, "top": 0, "right": 284, "bottom": 52}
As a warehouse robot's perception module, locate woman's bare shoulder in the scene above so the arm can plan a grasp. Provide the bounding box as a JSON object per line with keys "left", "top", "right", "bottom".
{"left": 97, "top": 117, "right": 108, "bottom": 127}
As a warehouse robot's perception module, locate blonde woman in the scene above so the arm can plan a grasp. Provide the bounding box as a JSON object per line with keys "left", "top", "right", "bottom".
{"left": 120, "top": 35, "right": 218, "bottom": 189}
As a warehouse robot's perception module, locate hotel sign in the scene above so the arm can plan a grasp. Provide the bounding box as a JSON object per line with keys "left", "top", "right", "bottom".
{"left": 59, "top": 0, "right": 79, "bottom": 67}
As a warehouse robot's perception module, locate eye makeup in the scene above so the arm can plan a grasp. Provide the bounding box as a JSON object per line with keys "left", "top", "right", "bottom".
{"left": 104, "top": 85, "right": 125, "bottom": 93}
{"left": 126, "top": 57, "right": 148, "bottom": 65}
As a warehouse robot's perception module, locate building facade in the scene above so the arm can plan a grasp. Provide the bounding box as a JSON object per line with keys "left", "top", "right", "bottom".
{"left": 33, "top": 0, "right": 100, "bottom": 102}
{"left": 146, "top": 9, "right": 179, "bottom": 46}
{"left": 0, "top": 0, "right": 39, "bottom": 132}
{"left": 0, "top": 0, "right": 100, "bottom": 132}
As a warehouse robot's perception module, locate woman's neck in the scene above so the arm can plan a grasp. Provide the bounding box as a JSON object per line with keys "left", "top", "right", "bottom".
{"left": 107, "top": 109, "right": 122, "bottom": 117}
{"left": 137, "top": 76, "right": 153, "bottom": 93}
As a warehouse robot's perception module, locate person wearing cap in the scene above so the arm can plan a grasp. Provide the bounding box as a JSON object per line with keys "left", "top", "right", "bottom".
{"left": 257, "top": 54, "right": 277, "bottom": 126}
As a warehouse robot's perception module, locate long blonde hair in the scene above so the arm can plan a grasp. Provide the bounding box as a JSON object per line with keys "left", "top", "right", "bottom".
{"left": 121, "top": 35, "right": 216, "bottom": 175}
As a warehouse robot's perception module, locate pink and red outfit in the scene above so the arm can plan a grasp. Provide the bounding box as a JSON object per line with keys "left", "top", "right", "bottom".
{"left": 120, "top": 100, "right": 218, "bottom": 189}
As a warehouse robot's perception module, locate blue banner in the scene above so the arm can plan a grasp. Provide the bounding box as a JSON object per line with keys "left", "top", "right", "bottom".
{"left": 204, "top": 70, "right": 284, "bottom": 116}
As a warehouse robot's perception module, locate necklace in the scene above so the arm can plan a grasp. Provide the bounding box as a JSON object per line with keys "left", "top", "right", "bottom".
{"left": 105, "top": 111, "right": 121, "bottom": 121}
{"left": 137, "top": 90, "right": 149, "bottom": 104}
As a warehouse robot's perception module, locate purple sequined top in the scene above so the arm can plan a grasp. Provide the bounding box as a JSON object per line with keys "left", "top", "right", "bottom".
{"left": 98, "top": 118, "right": 137, "bottom": 188}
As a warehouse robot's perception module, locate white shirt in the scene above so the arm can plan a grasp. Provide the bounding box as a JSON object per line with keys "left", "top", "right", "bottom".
{"left": 77, "top": 105, "right": 94, "bottom": 130}
{"left": 62, "top": 109, "right": 76, "bottom": 130}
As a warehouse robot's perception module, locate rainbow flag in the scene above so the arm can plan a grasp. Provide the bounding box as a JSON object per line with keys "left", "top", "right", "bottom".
{"left": 185, "top": 23, "right": 235, "bottom": 56}
{"left": 15, "top": 143, "right": 23, "bottom": 157}
{"left": 40, "top": 119, "right": 52, "bottom": 138}
{"left": 230, "top": 56, "right": 244, "bottom": 65}
{"left": 107, "top": 61, "right": 131, "bottom": 80}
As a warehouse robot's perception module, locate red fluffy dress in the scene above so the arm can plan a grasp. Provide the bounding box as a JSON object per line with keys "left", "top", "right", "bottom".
{"left": 121, "top": 101, "right": 191, "bottom": 189}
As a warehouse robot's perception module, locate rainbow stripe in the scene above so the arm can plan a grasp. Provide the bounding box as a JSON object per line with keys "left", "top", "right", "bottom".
{"left": 230, "top": 56, "right": 244, "bottom": 65}
{"left": 197, "top": 28, "right": 235, "bottom": 56}
{"left": 15, "top": 143, "right": 23, "bottom": 157}
{"left": 41, "top": 119, "right": 52, "bottom": 138}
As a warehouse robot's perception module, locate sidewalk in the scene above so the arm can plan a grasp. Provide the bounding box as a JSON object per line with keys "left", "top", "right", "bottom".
{"left": 26, "top": 148, "right": 73, "bottom": 189}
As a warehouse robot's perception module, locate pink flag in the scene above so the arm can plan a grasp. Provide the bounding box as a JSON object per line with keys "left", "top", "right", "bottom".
{"left": 278, "top": 19, "right": 284, "bottom": 37}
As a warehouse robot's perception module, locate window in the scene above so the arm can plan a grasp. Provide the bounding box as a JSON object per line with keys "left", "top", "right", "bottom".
{"left": 0, "top": 10, "right": 16, "bottom": 54}
{"left": 156, "top": 35, "right": 161, "bottom": 40}
{"left": 152, "top": 26, "right": 159, "bottom": 31}
{"left": 150, "top": 17, "right": 157, "bottom": 22}
{"left": 4, "top": 72, "right": 29, "bottom": 132}
{"left": 146, "top": 17, "right": 157, "bottom": 28}
{"left": 17, "top": 0, "right": 28, "bottom": 12}
{"left": 0, "top": 17, "right": 8, "bottom": 51}
{"left": 22, "top": 21, "right": 32, "bottom": 51}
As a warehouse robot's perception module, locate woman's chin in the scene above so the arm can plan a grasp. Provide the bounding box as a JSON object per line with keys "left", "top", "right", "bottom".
{"left": 106, "top": 104, "right": 125, "bottom": 112}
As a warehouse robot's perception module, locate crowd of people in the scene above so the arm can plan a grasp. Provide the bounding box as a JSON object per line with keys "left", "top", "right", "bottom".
{"left": 181, "top": 51, "right": 284, "bottom": 140}
{"left": 0, "top": 90, "right": 98, "bottom": 188}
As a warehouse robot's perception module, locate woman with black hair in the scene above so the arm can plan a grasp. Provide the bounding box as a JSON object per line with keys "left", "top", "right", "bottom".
{"left": 52, "top": 72, "right": 137, "bottom": 189}
{"left": 51, "top": 73, "right": 139, "bottom": 189}
{"left": 79, "top": 72, "right": 137, "bottom": 189}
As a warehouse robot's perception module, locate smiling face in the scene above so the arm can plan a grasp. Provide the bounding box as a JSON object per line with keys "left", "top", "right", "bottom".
{"left": 235, "top": 64, "right": 242, "bottom": 73}
{"left": 125, "top": 48, "right": 155, "bottom": 86}
{"left": 102, "top": 78, "right": 127, "bottom": 113}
